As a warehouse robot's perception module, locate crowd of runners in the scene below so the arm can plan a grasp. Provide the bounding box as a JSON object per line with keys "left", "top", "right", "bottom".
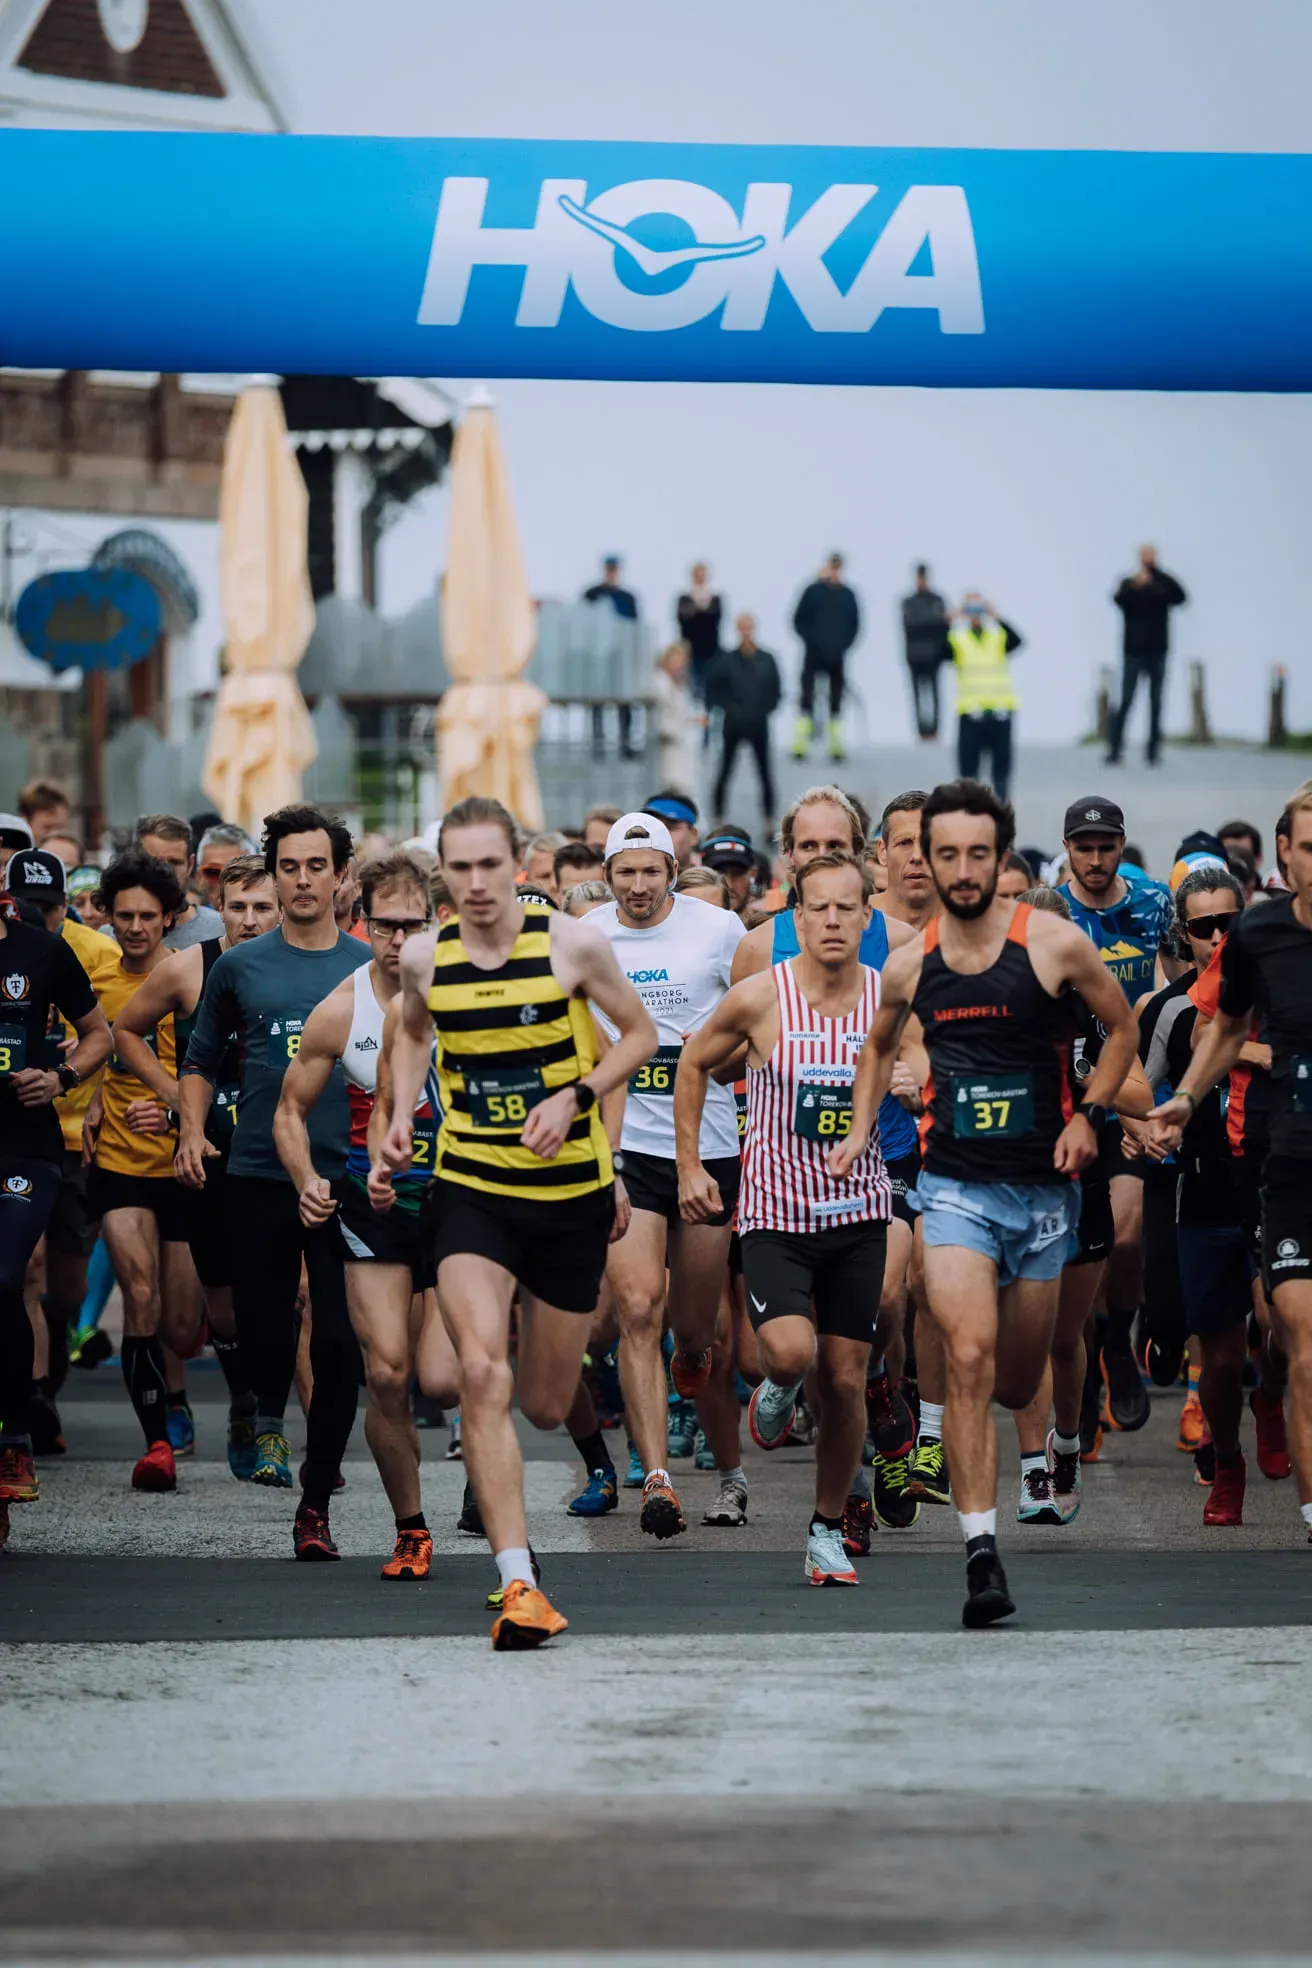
{"left": 0, "top": 770, "right": 1309, "bottom": 1647}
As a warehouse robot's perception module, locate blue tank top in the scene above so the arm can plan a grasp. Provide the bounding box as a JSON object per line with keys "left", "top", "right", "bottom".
{"left": 770, "top": 906, "right": 918, "bottom": 1159}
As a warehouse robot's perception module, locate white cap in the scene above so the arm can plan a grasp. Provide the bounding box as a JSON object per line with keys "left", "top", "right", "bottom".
{"left": 0, "top": 812, "right": 33, "bottom": 851}
{"left": 604, "top": 811, "right": 676, "bottom": 864}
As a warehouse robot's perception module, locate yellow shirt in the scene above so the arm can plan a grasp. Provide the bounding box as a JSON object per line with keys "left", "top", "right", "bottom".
{"left": 55, "top": 919, "right": 122, "bottom": 1155}
{"left": 94, "top": 959, "right": 178, "bottom": 1179}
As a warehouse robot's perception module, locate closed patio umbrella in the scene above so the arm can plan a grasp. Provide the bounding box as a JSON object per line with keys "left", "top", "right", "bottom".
{"left": 437, "top": 387, "right": 546, "bottom": 828}
{"left": 203, "top": 383, "right": 317, "bottom": 836}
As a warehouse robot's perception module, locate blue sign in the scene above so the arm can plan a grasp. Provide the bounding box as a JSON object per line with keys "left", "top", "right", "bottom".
{"left": 2, "top": 130, "right": 1312, "bottom": 390}
{"left": 15, "top": 567, "right": 162, "bottom": 673}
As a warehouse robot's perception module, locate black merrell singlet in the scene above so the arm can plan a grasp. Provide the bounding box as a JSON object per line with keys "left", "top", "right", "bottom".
{"left": 914, "top": 902, "right": 1074, "bottom": 1183}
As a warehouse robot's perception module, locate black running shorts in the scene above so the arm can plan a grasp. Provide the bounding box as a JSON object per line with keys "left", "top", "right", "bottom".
{"left": 1261, "top": 1154, "right": 1312, "bottom": 1298}
{"left": 46, "top": 1151, "right": 100, "bottom": 1260}
{"left": 333, "top": 1175, "right": 429, "bottom": 1288}
{"left": 87, "top": 1167, "right": 197, "bottom": 1244}
{"left": 623, "top": 1148, "right": 741, "bottom": 1228}
{"left": 188, "top": 1147, "right": 230, "bottom": 1289}
{"left": 431, "top": 1181, "right": 615, "bottom": 1313}
{"left": 741, "top": 1220, "right": 887, "bottom": 1344}
{"left": 1067, "top": 1172, "right": 1114, "bottom": 1268}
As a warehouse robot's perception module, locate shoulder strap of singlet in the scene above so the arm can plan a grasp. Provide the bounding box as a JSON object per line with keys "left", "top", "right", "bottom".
{"left": 1006, "top": 901, "right": 1033, "bottom": 947}
{"left": 200, "top": 935, "right": 222, "bottom": 984}
{"left": 923, "top": 915, "right": 941, "bottom": 954}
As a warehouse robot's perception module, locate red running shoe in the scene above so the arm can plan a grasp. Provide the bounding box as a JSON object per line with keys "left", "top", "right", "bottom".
{"left": 1250, "top": 1389, "right": 1292, "bottom": 1481}
{"left": 842, "top": 1492, "right": 875, "bottom": 1558}
{"left": 0, "top": 1442, "right": 39, "bottom": 1503}
{"left": 1203, "top": 1454, "right": 1246, "bottom": 1526}
{"left": 670, "top": 1347, "right": 712, "bottom": 1398}
{"left": 293, "top": 1502, "right": 340, "bottom": 1561}
{"left": 131, "top": 1440, "right": 177, "bottom": 1492}
{"left": 865, "top": 1370, "right": 915, "bottom": 1459}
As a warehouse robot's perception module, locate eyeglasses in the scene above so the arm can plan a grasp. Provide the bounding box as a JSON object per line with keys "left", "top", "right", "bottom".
{"left": 367, "top": 915, "right": 431, "bottom": 939}
{"left": 198, "top": 865, "right": 228, "bottom": 881}
{"left": 1184, "top": 911, "right": 1240, "bottom": 940}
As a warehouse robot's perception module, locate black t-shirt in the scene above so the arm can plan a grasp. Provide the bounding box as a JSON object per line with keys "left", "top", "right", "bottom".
{"left": 1218, "top": 894, "right": 1312, "bottom": 1159}
{"left": 0, "top": 919, "right": 98, "bottom": 1164}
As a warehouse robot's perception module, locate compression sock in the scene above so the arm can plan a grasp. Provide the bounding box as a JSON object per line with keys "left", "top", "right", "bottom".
{"left": 396, "top": 1511, "right": 428, "bottom": 1533}
{"left": 571, "top": 1427, "right": 615, "bottom": 1477}
{"left": 121, "top": 1336, "right": 170, "bottom": 1447}
{"left": 918, "top": 1399, "right": 945, "bottom": 1445}
{"left": 209, "top": 1328, "right": 251, "bottom": 1405}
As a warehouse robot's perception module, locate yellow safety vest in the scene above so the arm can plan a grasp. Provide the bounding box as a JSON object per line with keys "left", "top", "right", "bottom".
{"left": 950, "top": 624, "right": 1018, "bottom": 716}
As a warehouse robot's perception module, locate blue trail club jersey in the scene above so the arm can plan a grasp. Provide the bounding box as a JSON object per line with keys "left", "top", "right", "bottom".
{"left": 1057, "top": 876, "right": 1174, "bottom": 1004}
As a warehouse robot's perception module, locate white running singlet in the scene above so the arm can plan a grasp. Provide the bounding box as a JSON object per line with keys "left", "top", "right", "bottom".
{"left": 592, "top": 891, "right": 745, "bottom": 1161}
{"left": 738, "top": 959, "right": 891, "bottom": 1235}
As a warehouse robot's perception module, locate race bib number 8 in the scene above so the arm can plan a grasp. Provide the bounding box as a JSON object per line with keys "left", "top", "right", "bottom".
{"left": 267, "top": 1016, "right": 305, "bottom": 1067}
{"left": 951, "top": 1073, "right": 1035, "bottom": 1138}
{"left": 794, "top": 1083, "right": 853, "bottom": 1142}
{"left": 0, "top": 1022, "right": 28, "bottom": 1075}
{"left": 630, "top": 1045, "right": 681, "bottom": 1097}
{"left": 466, "top": 1064, "right": 547, "bottom": 1127}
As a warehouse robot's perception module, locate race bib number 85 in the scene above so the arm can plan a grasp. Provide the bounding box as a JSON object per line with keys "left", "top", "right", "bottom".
{"left": 794, "top": 1083, "right": 853, "bottom": 1142}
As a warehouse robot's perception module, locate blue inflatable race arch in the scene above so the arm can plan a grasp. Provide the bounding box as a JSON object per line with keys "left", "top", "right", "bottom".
{"left": 3, "top": 131, "right": 1310, "bottom": 390}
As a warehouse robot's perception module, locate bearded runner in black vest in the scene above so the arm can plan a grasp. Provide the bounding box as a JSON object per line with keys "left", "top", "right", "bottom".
{"left": 831, "top": 779, "right": 1137, "bottom": 1627}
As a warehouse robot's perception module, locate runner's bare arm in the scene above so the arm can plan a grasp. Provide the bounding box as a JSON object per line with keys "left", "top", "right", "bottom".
{"left": 828, "top": 940, "right": 920, "bottom": 1177}
{"left": 110, "top": 945, "right": 200, "bottom": 1108}
{"left": 380, "top": 929, "right": 441, "bottom": 1173}
{"left": 273, "top": 983, "right": 352, "bottom": 1224}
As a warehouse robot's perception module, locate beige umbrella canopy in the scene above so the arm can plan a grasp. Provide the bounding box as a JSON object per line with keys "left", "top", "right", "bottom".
{"left": 203, "top": 384, "right": 317, "bottom": 837}
{"left": 437, "top": 389, "right": 546, "bottom": 828}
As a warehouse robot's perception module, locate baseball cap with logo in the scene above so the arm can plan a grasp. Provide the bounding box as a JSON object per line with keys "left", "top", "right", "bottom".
{"left": 603, "top": 812, "right": 677, "bottom": 863}
{"left": 0, "top": 812, "right": 34, "bottom": 853}
{"left": 7, "top": 849, "right": 67, "bottom": 901}
{"left": 699, "top": 829, "right": 756, "bottom": 871}
{"left": 1063, "top": 797, "right": 1126, "bottom": 840}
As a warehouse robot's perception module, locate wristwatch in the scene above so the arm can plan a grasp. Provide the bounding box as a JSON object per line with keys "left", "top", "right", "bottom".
{"left": 56, "top": 1063, "right": 80, "bottom": 1094}
{"left": 611, "top": 1150, "right": 626, "bottom": 1175}
{"left": 573, "top": 1081, "right": 598, "bottom": 1115}
{"left": 1080, "top": 1101, "right": 1108, "bottom": 1132}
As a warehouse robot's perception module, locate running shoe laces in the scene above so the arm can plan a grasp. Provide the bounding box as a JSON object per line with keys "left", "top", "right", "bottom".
{"left": 806, "top": 1520, "right": 855, "bottom": 1581}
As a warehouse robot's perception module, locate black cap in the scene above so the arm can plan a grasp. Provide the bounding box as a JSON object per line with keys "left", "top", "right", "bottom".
{"left": 7, "top": 849, "right": 67, "bottom": 901}
{"left": 699, "top": 830, "right": 754, "bottom": 870}
{"left": 1063, "top": 797, "right": 1125, "bottom": 840}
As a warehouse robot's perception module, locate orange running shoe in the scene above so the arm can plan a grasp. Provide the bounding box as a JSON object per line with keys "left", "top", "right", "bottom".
{"left": 1203, "top": 1453, "right": 1245, "bottom": 1526}
{"left": 670, "top": 1347, "right": 712, "bottom": 1398}
{"left": 1250, "top": 1388, "right": 1293, "bottom": 1481}
{"left": 1176, "top": 1391, "right": 1205, "bottom": 1453}
{"left": 131, "top": 1439, "right": 177, "bottom": 1492}
{"left": 490, "top": 1580, "right": 568, "bottom": 1651}
{"left": 0, "top": 1442, "right": 39, "bottom": 1503}
{"left": 639, "top": 1473, "right": 687, "bottom": 1539}
{"left": 381, "top": 1527, "right": 433, "bottom": 1581}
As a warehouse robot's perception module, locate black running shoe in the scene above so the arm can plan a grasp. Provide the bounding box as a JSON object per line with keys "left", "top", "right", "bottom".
{"left": 457, "top": 1480, "right": 485, "bottom": 1537}
{"left": 1100, "top": 1339, "right": 1150, "bottom": 1432}
{"left": 872, "top": 1451, "right": 920, "bottom": 1528}
{"left": 1144, "top": 1337, "right": 1184, "bottom": 1388}
{"left": 865, "top": 1370, "right": 915, "bottom": 1459}
{"left": 962, "top": 1538, "right": 1016, "bottom": 1628}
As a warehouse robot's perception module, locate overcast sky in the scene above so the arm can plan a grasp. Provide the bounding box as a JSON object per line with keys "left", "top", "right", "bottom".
{"left": 30, "top": 0, "right": 1312, "bottom": 744}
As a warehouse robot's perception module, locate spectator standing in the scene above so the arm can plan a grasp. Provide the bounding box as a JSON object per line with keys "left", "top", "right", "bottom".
{"left": 791, "top": 552, "right": 860, "bottom": 764}
{"left": 900, "top": 562, "right": 951, "bottom": 740}
{"left": 582, "top": 554, "right": 640, "bottom": 759}
{"left": 948, "top": 592, "right": 1024, "bottom": 803}
{"left": 1106, "top": 545, "right": 1187, "bottom": 767}
{"left": 707, "top": 613, "right": 782, "bottom": 830}
{"left": 653, "top": 642, "right": 702, "bottom": 794}
{"left": 675, "top": 561, "right": 724, "bottom": 707}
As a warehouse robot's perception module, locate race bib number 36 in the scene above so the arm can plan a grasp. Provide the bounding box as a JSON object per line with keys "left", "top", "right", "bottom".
{"left": 794, "top": 1081, "right": 853, "bottom": 1142}
{"left": 466, "top": 1064, "right": 547, "bottom": 1127}
{"left": 630, "top": 1045, "right": 681, "bottom": 1098}
{"left": 951, "top": 1072, "right": 1035, "bottom": 1138}
{"left": 0, "top": 1022, "right": 28, "bottom": 1075}
{"left": 268, "top": 1016, "right": 304, "bottom": 1067}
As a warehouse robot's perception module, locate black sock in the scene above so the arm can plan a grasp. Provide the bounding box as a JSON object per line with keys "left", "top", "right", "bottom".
{"left": 121, "top": 1336, "right": 170, "bottom": 1446}
{"left": 571, "top": 1428, "right": 614, "bottom": 1476}
{"left": 811, "top": 1511, "right": 844, "bottom": 1532}
{"left": 167, "top": 1388, "right": 191, "bottom": 1413}
{"left": 396, "top": 1511, "right": 428, "bottom": 1533}
{"left": 209, "top": 1328, "right": 251, "bottom": 1405}
{"left": 1106, "top": 1303, "right": 1137, "bottom": 1349}
{"left": 965, "top": 1532, "right": 998, "bottom": 1560}
{"left": 41, "top": 1296, "right": 71, "bottom": 1395}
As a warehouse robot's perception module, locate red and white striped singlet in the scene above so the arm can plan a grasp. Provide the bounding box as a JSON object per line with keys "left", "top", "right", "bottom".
{"left": 738, "top": 960, "right": 892, "bottom": 1235}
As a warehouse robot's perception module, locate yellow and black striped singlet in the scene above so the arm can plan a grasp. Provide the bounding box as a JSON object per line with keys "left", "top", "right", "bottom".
{"left": 427, "top": 904, "right": 613, "bottom": 1202}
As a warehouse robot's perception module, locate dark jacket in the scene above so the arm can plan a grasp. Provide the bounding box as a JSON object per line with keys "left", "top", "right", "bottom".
{"left": 1113, "top": 568, "right": 1186, "bottom": 659}
{"left": 706, "top": 645, "right": 782, "bottom": 725}
{"left": 901, "top": 586, "right": 950, "bottom": 668}
{"left": 792, "top": 579, "right": 859, "bottom": 661}
{"left": 675, "top": 591, "right": 723, "bottom": 666}
{"left": 583, "top": 580, "right": 638, "bottom": 621}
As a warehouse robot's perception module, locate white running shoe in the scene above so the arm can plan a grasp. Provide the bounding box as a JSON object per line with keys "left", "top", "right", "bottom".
{"left": 702, "top": 1477, "right": 748, "bottom": 1526}
{"left": 804, "top": 1519, "right": 859, "bottom": 1586}
{"left": 1016, "top": 1463, "right": 1061, "bottom": 1526}
{"left": 748, "top": 1378, "right": 799, "bottom": 1451}
{"left": 1047, "top": 1427, "right": 1083, "bottom": 1524}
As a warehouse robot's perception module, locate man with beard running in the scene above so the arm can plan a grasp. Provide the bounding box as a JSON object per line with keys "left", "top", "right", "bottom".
{"left": 832, "top": 779, "right": 1137, "bottom": 1625}
{"left": 679, "top": 851, "right": 892, "bottom": 1584}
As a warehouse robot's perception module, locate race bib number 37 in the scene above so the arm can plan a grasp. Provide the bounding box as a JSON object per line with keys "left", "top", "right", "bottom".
{"left": 951, "top": 1072, "right": 1035, "bottom": 1138}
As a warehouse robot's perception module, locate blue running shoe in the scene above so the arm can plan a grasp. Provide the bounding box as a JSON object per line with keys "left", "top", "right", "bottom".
{"left": 668, "top": 1398, "right": 697, "bottom": 1459}
{"left": 622, "top": 1440, "right": 645, "bottom": 1488}
{"left": 693, "top": 1428, "right": 716, "bottom": 1471}
{"left": 165, "top": 1403, "right": 195, "bottom": 1458}
{"left": 567, "top": 1466, "right": 619, "bottom": 1516}
{"left": 251, "top": 1429, "right": 293, "bottom": 1488}
{"left": 227, "top": 1404, "right": 257, "bottom": 1482}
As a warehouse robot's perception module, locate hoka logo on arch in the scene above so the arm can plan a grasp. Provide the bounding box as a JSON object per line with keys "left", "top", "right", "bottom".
{"left": 419, "top": 177, "right": 984, "bottom": 336}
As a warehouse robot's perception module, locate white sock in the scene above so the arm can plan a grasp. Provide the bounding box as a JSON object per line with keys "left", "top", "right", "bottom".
{"left": 645, "top": 1465, "right": 670, "bottom": 1487}
{"left": 918, "top": 1400, "right": 945, "bottom": 1444}
{"left": 959, "top": 1508, "right": 997, "bottom": 1543}
{"left": 1052, "top": 1428, "right": 1081, "bottom": 1457}
{"left": 869, "top": 1355, "right": 886, "bottom": 1379}
{"left": 495, "top": 1546, "right": 536, "bottom": 1592}
{"left": 719, "top": 1465, "right": 746, "bottom": 1487}
{"left": 1020, "top": 1452, "right": 1047, "bottom": 1477}
{"left": 1302, "top": 1502, "right": 1312, "bottom": 1533}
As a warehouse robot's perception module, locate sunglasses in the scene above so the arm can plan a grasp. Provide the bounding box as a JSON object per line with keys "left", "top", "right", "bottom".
{"left": 367, "top": 915, "right": 431, "bottom": 938}
{"left": 1184, "top": 911, "right": 1240, "bottom": 940}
